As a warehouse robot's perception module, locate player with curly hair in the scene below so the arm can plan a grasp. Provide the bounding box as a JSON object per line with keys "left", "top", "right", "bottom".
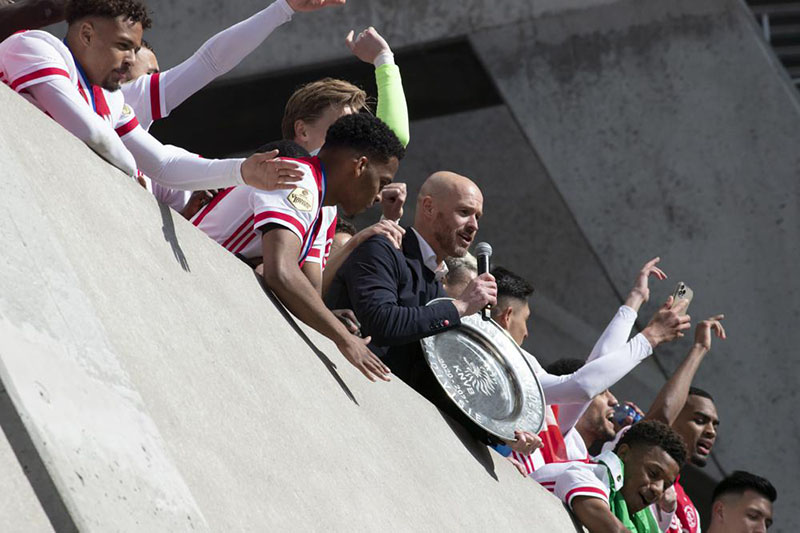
{"left": 0, "top": 0, "right": 296, "bottom": 193}
{"left": 191, "top": 113, "right": 404, "bottom": 383}
{"left": 533, "top": 420, "right": 687, "bottom": 532}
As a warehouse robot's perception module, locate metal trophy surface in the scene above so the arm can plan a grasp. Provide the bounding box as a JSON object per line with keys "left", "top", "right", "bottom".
{"left": 420, "top": 298, "right": 546, "bottom": 441}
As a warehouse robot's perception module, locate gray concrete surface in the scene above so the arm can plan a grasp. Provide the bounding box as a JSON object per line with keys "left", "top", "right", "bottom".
{"left": 48, "top": 0, "right": 622, "bottom": 82}
{"left": 0, "top": 405, "right": 53, "bottom": 533}
{"left": 469, "top": 0, "right": 800, "bottom": 528}
{"left": 0, "top": 84, "right": 581, "bottom": 530}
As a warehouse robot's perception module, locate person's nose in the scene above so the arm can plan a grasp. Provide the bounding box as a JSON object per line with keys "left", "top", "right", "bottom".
{"left": 607, "top": 391, "right": 618, "bottom": 406}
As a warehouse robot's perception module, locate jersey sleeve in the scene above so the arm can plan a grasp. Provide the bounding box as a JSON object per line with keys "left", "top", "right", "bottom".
{"left": 120, "top": 72, "right": 165, "bottom": 131}
{"left": 1, "top": 32, "right": 72, "bottom": 93}
{"left": 554, "top": 464, "right": 610, "bottom": 509}
{"left": 252, "top": 161, "right": 319, "bottom": 243}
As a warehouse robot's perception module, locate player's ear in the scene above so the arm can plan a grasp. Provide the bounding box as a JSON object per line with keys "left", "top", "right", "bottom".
{"left": 616, "top": 443, "right": 630, "bottom": 461}
{"left": 79, "top": 21, "right": 95, "bottom": 47}
{"left": 711, "top": 500, "right": 725, "bottom": 522}
{"left": 294, "top": 120, "right": 307, "bottom": 143}
{"left": 494, "top": 306, "right": 512, "bottom": 328}
{"left": 354, "top": 156, "right": 368, "bottom": 177}
{"left": 421, "top": 195, "right": 434, "bottom": 218}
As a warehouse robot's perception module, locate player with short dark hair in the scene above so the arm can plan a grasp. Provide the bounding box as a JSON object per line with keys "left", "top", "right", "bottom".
{"left": 535, "top": 420, "right": 687, "bottom": 532}
{"left": 192, "top": 113, "right": 404, "bottom": 383}
{"left": 0, "top": 0, "right": 287, "bottom": 192}
{"left": 708, "top": 471, "right": 776, "bottom": 532}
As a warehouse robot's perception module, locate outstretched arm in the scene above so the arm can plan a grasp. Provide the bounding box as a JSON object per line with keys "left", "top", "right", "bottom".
{"left": 539, "top": 296, "right": 691, "bottom": 406}
{"left": 646, "top": 315, "right": 726, "bottom": 424}
{"left": 346, "top": 27, "right": 410, "bottom": 147}
{"left": 121, "top": 125, "right": 305, "bottom": 191}
{"left": 28, "top": 78, "right": 137, "bottom": 175}
{"left": 261, "top": 227, "right": 390, "bottom": 382}
{"left": 155, "top": 0, "right": 344, "bottom": 116}
{"left": 558, "top": 257, "right": 666, "bottom": 431}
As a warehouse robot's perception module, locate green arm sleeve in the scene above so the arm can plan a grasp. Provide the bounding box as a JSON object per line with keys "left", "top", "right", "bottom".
{"left": 375, "top": 63, "right": 410, "bottom": 147}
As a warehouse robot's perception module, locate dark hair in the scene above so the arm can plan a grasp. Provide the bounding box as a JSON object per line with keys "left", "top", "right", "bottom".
{"left": 335, "top": 217, "right": 357, "bottom": 237}
{"left": 615, "top": 420, "right": 687, "bottom": 467}
{"left": 712, "top": 471, "right": 777, "bottom": 503}
{"left": 66, "top": 0, "right": 152, "bottom": 29}
{"left": 545, "top": 358, "right": 585, "bottom": 376}
{"left": 689, "top": 386, "right": 714, "bottom": 402}
{"left": 254, "top": 140, "right": 310, "bottom": 159}
{"left": 322, "top": 113, "right": 405, "bottom": 163}
{"left": 492, "top": 266, "right": 535, "bottom": 301}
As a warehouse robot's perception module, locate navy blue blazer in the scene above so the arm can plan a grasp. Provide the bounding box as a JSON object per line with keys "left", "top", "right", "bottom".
{"left": 326, "top": 229, "right": 493, "bottom": 443}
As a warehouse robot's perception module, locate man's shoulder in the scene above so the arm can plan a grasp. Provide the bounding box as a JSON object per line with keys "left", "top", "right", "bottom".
{"left": 1, "top": 30, "right": 67, "bottom": 55}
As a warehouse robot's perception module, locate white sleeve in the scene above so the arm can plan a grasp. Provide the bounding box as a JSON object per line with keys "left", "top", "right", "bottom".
{"left": 251, "top": 162, "right": 318, "bottom": 243}
{"left": 539, "top": 333, "right": 653, "bottom": 406}
{"left": 119, "top": 124, "right": 244, "bottom": 191}
{"left": 556, "top": 305, "right": 639, "bottom": 433}
{"left": 554, "top": 464, "right": 610, "bottom": 509}
{"left": 27, "top": 79, "right": 137, "bottom": 176}
{"left": 158, "top": 0, "right": 294, "bottom": 116}
{"left": 587, "top": 305, "right": 638, "bottom": 362}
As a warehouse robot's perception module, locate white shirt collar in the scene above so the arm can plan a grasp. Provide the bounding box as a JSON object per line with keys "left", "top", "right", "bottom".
{"left": 411, "top": 228, "right": 448, "bottom": 280}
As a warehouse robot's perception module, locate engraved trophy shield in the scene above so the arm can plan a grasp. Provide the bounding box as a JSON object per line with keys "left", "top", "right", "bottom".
{"left": 420, "top": 298, "right": 546, "bottom": 441}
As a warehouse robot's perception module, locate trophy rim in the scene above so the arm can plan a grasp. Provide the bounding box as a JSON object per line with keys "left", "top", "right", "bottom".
{"left": 420, "top": 298, "right": 546, "bottom": 441}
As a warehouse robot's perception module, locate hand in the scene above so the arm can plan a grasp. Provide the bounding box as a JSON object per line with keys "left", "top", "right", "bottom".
{"left": 287, "top": 0, "right": 345, "bottom": 12}
{"left": 345, "top": 27, "right": 392, "bottom": 64}
{"left": 658, "top": 486, "right": 678, "bottom": 514}
{"left": 694, "top": 314, "right": 726, "bottom": 351}
{"left": 336, "top": 335, "right": 391, "bottom": 382}
{"left": 509, "top": 430, "right": 543, "bottom": 455}
{"left": 379, "top": 182, "right": 406, "bottom": 221}
{"left": 241, "top": 150, "right": 305, "bottom": 191}
{"left": 452, "top": 273, "right": 497, "bottom": 317}
{"left": 332, "top": 309, "right": 361, "bottom": 335}
{"left": 356, "top": 219, "right": 405, "bottom": 249}
{"left": 612, "top": 401, "right": 645, "bottom": 432}
{"left": 641, "top": 296, "right": 692, "bottom": 348}
{"left": 625, "top": 257, "right": 667, "bottom": 310}
{"left": 180, "top": 190, "right": 214, "bottom": 220}
{"left": 507, "top": 456, "right": 529, "bottom": 477}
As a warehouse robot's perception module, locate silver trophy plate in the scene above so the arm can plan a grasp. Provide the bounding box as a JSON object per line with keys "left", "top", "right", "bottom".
{"left": 420, "top": 298, "right": 545, "bottom": 441}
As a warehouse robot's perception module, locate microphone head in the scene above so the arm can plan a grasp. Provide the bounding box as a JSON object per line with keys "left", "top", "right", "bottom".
{"left": 475, "top": 242, "right": 492, "bottom": 257}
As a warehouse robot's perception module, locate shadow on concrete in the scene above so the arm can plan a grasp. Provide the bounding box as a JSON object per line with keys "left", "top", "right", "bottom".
{"left": 437, "top": 410, "right": 500, "bottom": 481}
{"left": 255, "top": 273, "right": 359, "bottom": 405}
{"left": 0, "top": 383, "right": 78, "bottom": 532}
{"left": 159, "top": 203, "right": 190, "bottom": 272}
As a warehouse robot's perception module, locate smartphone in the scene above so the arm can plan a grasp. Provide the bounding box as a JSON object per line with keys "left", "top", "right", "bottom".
{"left": 671, "top": 282, "right": 694, "bottom": 315}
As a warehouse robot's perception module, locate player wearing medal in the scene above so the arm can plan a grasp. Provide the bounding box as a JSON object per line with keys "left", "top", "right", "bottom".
{"left": 0, "top": 0, "right": 291, "bottom": 193}
{"left": 192, "top": 113, "right": 405, "bottom": 382}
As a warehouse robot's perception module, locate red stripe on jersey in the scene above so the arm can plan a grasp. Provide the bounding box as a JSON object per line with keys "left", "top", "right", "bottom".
{"left": 254, "top": 211, "right": 305, "bottom": 236}
{"left": 115, "top": 117, "right": 140, "bottom": 137}
{"left": 192, "top": 187, "right": 234, "bottom": 226}
{"left": 307, "top": 248, "right": 322, "bottom": 259}
{"left": 222, "top": 215, "right": 254, "bottom": 249}
{"left": 77, "top": 84, "right": 89, "bottom": 104}
{"left": 10, "top": 67, "right": 70, "bottom": 91}
{"left": 92, "top": 85, "right": 110, "bottom": 117}
{"left": 224, "top": 217, "right": 255, "bottom": 252}
{"left": 566, "top": 486, "right": 608, "bottom": 503}
{"left": 234, "top": 233, "right": 257, "bottom": 254}
{"left": 150, "top": 72, "right": 162, "bottom": 121}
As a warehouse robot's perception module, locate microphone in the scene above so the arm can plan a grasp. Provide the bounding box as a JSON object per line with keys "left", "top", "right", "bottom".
{"left": 475, "top": 242, "right": 493, "bottom": 321}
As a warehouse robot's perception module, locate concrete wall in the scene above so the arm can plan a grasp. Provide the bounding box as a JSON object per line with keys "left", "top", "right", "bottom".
{"left": 81, "top": 0, "right": 622, "bottom": 80}
{"left": 0, "top": 84, "right": 581, "bottom": 530}
{"left": 471, "top": 0, "right": 798, "bottom": 527}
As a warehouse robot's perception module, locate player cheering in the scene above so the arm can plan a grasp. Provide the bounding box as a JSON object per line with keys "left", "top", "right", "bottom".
{"left": 0, "top": 0, "right": 299, "bottom": 192}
